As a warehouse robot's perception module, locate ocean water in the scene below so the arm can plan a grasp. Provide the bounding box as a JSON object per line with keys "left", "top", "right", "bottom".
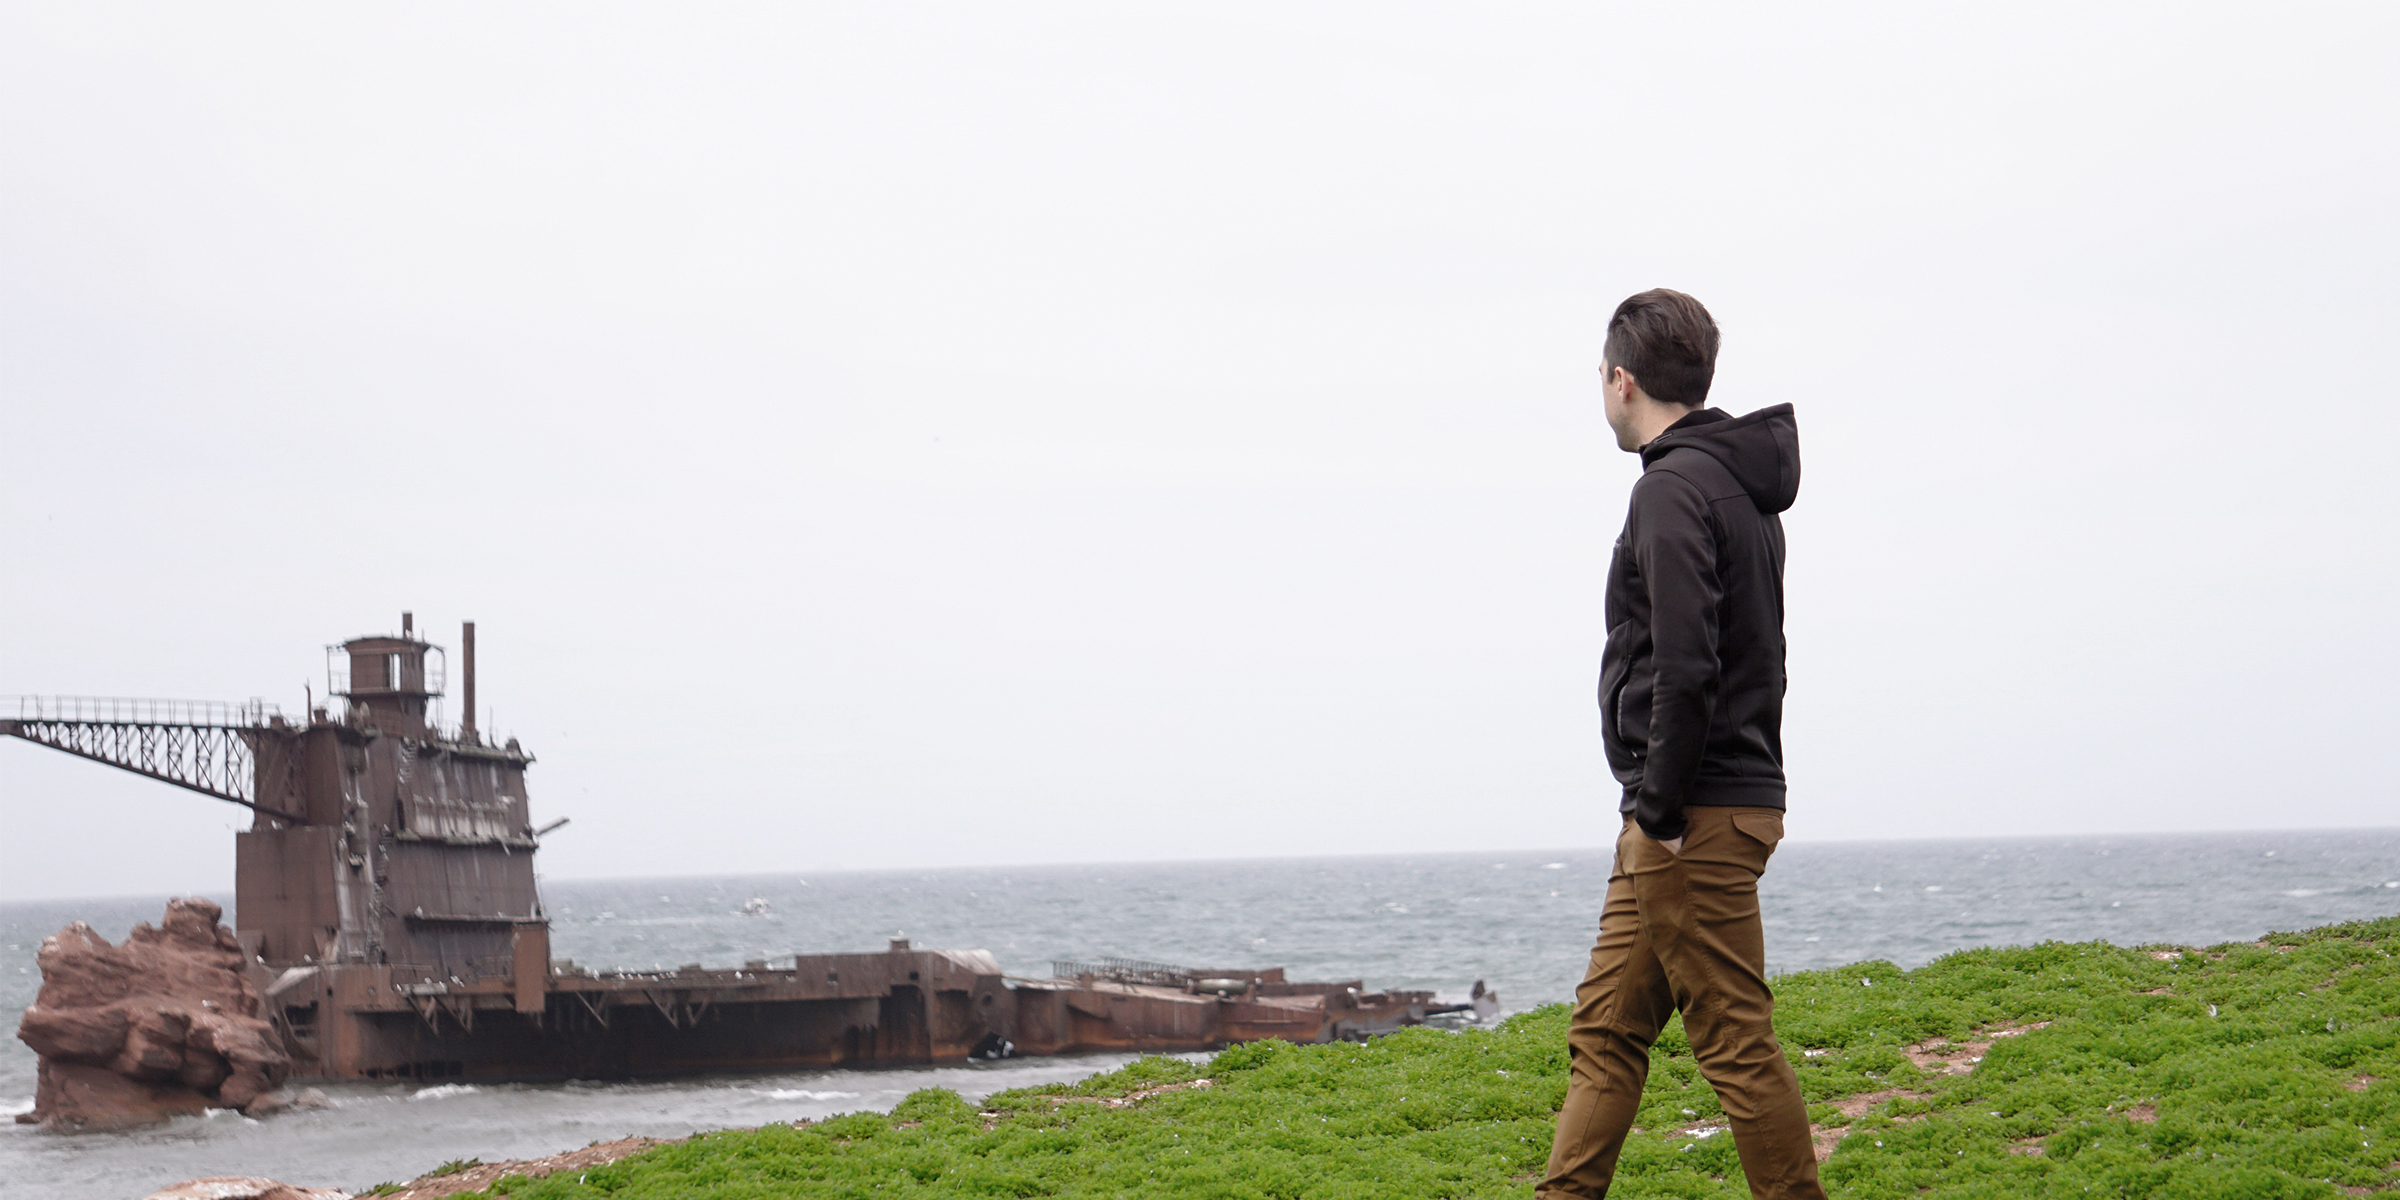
{"left": 3, "top": 829, "right": 2396, "bottom": 1199}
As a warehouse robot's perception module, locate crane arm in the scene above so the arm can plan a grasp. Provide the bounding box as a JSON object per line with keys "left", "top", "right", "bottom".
{"left": 0, "top": 697, "right": 301, "bottom": 820}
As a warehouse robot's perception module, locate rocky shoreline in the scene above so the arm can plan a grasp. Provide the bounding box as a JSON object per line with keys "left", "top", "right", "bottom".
{"left": 136, "top": 1136, "right": 671, "bottom": 1200}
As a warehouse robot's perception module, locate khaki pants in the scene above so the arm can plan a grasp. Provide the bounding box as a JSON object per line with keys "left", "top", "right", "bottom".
{"left": 1539, "top": 808, "right": 1825, "bottom": 1200}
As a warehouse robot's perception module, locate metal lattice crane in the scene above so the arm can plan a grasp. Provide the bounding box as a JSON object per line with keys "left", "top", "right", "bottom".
{"left": 0, "top": 695, "right": 300, "bottom": 819}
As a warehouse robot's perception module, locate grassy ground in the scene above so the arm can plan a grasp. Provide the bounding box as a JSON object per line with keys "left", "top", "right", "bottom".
{"left": 434, "top": 915, "right": 2400, "bottom": 1199}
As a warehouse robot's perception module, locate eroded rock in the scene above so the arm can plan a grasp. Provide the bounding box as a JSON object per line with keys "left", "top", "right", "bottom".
{"left": 13, "top": 897, "right": 290, "bottom": 1131}
{"left": 139, "top": 1177, "right": 349, "bottom": 1200}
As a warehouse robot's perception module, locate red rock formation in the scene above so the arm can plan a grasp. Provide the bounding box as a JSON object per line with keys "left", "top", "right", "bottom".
{"left": 140, "top": 1179, "right": 349, "bottom": 1200}
{"left": 13, "top": 897, "right": 291, "bottom": 1131}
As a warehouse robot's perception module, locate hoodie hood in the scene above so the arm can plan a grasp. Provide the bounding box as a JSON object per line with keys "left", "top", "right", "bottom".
{"left": 1639, "top": 402, "right": 1800, "bottom": 514}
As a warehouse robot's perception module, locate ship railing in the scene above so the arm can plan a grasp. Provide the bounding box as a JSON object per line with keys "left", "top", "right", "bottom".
{"left": 8, "top": 695, "right": 284, "bottom": 728}
{"left": 326, "top": 648, "right": 447, "bottom": 698}
{"left": 1052, "top": 957, "right": 1196, "bottom": 987}
{"left": 0, "top": 695, "right": 279, "bottom": 810}
{"left": 388, "top": 955, "right": 519, "bottom": 992}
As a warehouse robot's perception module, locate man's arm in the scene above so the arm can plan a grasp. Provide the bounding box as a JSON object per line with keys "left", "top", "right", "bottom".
{"left": 1629, "top": 468, "right": 1723, "bottom": 843}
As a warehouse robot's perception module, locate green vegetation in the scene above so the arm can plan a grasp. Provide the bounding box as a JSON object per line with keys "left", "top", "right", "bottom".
{"left": 452, "top": 917, "right": 2400, "bottom": 1198}
{"left": 430, "top": 1159, "right": 487, "bottom": 1178}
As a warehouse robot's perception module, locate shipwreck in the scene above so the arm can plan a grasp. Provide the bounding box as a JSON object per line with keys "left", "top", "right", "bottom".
{"left": 3, "top": 616, "right": 1446, "bottom": 1109}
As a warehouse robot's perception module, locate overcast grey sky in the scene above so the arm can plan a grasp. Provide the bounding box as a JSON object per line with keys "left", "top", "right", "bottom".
{"left": 2, "top": 4, "right": 2394, "bottom": 902}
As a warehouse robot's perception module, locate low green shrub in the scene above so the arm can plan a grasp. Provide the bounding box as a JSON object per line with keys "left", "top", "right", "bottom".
{"left": 457, "top": 916, "right": 2400, "bottom": 1198}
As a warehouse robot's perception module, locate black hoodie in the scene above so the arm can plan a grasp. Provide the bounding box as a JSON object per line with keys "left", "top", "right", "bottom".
{"left": 1600, "top": 403, "right": 1801, "bottom": 840}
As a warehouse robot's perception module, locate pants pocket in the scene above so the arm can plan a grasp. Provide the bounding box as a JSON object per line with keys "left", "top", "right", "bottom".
{"left": 1727, "top": 809, "right": 1782, "bottom": 874}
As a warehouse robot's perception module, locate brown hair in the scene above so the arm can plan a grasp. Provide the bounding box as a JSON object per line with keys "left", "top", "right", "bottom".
{"left": 1602, "top": 289, "right": 1719, "bottom": 409}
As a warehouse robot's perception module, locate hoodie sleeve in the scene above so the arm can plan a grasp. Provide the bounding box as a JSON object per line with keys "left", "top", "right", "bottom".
{"left": 1627, "top": 468, "right": 1722, "bottom": 840}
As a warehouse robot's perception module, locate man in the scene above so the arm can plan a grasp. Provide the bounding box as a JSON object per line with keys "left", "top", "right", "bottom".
{"left": 1540, "top": 289, "right": 1820, "bottom": 1199}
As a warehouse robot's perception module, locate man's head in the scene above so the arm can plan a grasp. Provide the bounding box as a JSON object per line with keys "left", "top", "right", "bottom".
{"left": 1600, "top": 288, "right": 1719, "bottom": 452}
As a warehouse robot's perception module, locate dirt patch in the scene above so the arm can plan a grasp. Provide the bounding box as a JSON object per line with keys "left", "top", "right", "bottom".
{"left": 1902, "top": 1038, "right": 1987, "bottom": 1076}
{"left": 369, "top": 1137, "right": 671, "bottom": 1200}
{"left": 2118, "top": 1103, "right": 2157, "bottom": 1123}
{"left": 2147, "top": 949, "right": 2190, "bottom": 961}
{"left": 1819, "top": 1024, "right": 2055, "bottom": 1163}
{"left": 1809, "top": 1088, "right": 1935, "bottom": 1159}
{"left": 979, "top": 1078, "right": 1215, "bottom": 1128}
{"left": 1901, "top": 1021, "right": 2049, "bottom": 1077}
{"left": 1830, "top": 1088, "right": 1932, "bottom": 1121}
{"left": 2139, "top": 987, "right": 2173, "bottom": 996}
{"left": 2347, "top": 1075, "right": 2381, "bottom": 1093}
{"left": 1810, "top": 1125, "right": 1845, "bottom": 1162}
{"left": 1042, "top": 1078, "right": 1214, "bottom": 1110}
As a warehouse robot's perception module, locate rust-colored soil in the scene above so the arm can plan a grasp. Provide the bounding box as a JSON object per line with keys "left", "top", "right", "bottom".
{"left": 1897, "top": 1020, "right": 2048, "bottom": 1078}
{"left": 372, "top": 1136, "right": 672, "bottom": 1200}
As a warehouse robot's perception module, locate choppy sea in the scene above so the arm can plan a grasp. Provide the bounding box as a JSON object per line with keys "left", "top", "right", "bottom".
{"left": 5, "top": 829, "right": 2398, "bottom": 1200}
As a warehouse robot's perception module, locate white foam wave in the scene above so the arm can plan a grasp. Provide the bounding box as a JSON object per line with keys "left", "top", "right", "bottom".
{"left": 767, "top": 1089, "right": 859, "bottom": 1101}
{"left": 409, "top": 1083, "right": 481, "bottom": 1102}
{"left": 2, "top": 1098, "right": 33, "bottom": 1117}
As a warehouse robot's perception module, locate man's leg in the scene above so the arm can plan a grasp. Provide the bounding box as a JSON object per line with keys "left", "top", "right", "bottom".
{"left": 1539, "top": 820, "right": 1677, "bottom": 1199}
{"left": 1626, "top": 806, "right": 1824, "bottom": 1200}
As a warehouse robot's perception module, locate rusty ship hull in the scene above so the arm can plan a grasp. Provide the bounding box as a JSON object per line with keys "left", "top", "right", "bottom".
{"left": 271, "top": 951, "right": 1435, "bottom": 1083}
{"left": 7, "top": 617, "right": 1444, "bottom": 1085}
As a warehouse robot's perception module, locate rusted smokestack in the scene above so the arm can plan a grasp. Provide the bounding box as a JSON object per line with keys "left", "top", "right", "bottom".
{"left": 402, "top": 611, "right": 414, "bottom": 637}
{"left": 461, "top": 621, "right": 478, "bottom": 742}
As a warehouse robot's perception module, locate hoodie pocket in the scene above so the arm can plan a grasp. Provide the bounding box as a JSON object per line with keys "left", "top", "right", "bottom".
{"left": 1599, "top": 621, "right": 1641, "bottom": 754}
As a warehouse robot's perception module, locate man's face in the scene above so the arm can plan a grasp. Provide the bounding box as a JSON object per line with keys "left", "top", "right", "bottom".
{"left": 1600, "top": 362, "right": 1643, "bottom": 452}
